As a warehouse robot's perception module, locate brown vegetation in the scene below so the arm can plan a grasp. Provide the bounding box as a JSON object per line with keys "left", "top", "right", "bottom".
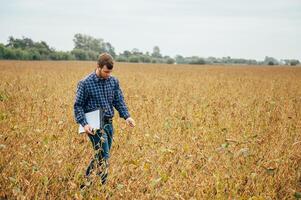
{"left": 0, "top": 61, "right": 300, "bottom": 199}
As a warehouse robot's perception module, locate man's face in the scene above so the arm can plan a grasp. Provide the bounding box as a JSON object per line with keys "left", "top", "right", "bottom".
{"left": 99, "top": 65, "right": 112, "bottom": 79}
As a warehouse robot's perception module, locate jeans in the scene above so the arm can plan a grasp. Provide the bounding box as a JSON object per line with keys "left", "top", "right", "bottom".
{"left": 85, "top": 123, "right": 114, "bottom": 183}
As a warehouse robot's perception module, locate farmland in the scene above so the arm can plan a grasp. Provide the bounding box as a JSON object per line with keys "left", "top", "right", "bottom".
{"left": 0, "top": 61, "right": 300, "bottom": 199}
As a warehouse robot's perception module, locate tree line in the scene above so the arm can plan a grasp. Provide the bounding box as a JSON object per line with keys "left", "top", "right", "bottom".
{"left": 0, "top": 34, "right": 299, "bottom": 66}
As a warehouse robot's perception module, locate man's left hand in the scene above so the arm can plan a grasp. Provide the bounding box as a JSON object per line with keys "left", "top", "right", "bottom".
{"left": 126, "top": 117, "right": 135, "bottom": 128}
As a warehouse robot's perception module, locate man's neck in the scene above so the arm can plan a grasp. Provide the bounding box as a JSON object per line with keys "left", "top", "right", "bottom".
{"left": 95, "top": 68, "right": 104, "bottom": 79}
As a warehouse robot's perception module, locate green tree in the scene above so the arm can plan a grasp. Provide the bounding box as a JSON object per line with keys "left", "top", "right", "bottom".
{"left": 129, "top": 55, "right": 139, "bottom": 63}
{"left": 0, "top": 44, "right": 5, "bottom": 59}
{"left": 6, "top": 36, "right": 34, "bottom": 49}
{"left": 122, "top": 50, "right": 131, "bottom": 58}
{"left": 166, "top": 57, "right": 175, "bottom": 64}
{"left": 87, "top": 50, "right": 98, "bottom": 60}
{"left": 73, "top": 33, "right": 102, "bottom": 51}
{"left": 73, "top": 33, "right": 116, "bottom": 57}
{"left": 14, "top": 48, "right": 30, "bottom": 60}
{"left": 131, "top": 48, "right": 142, "bottom": 55}
{"left": 189, "top": 57, "right": 206, "bottom": 65}
{"left": 103, "top": 42, "right": 116, "bottom": 58}
{"left": 151, "top": 58, "right": 157, "bottom": 63}
{"left": 289, "top": 59, "right": 300, "bottom": 66}
{"left": 151, "top": 46, "right": 162, "bottom": 58}
{"left": 28, "top": 49, "right": 41, "bottom": 60}
{"left": 49, "top": 51, "right": 74, "bottom": 60}
{"left": 115, "top": 56, "right": 128, "bottom": 62}
{"left": 3, "top": 48, "right": 17, "bottom": 59}
{"left": 142, "top": 56, "right": 151, "bottom": 63}
{"left": 175, "top": 55, "right": 185, "bottom": 64}
{"left": 264, "top": 56, "right": 279, "bottom": 65}
{"left": 34, "top": 41, "right": 53, "bottom": 55}
{"left": 6, "top": 36, "right": 53, "bottom": 56}
{"left": 71, "top": 49, "right": 89, "bottom": 60}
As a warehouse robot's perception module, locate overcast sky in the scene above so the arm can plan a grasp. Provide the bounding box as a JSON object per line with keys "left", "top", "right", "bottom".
{"left": 0, "top": 0, "right": 300, "bottom": 60}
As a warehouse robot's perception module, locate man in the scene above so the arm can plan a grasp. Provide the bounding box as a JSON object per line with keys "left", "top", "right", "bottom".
{"left": 74, "top": 53, "right": 135, "bottom": 186}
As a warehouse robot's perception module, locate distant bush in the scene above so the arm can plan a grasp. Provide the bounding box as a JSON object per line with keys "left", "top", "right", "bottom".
{"left": 115, "top": 56, "right": 128, "bottom": 62}
{"left": 129, "top": 56, "right": 139, "bottom": 63}
{"left": 4, "top": 48, "right": 18, "bottom": 59}
{"left": 49, "top": 51, "right": 75, "bottom": 60}
{"left": 289, "top": 60, "right": 300, "bottom": 66}
{"left": 14, "top": 48, "right": 31, "bottom": 60}
{"left": 189, "top": 58, "right": 206, "bottom": 65}
{"left": 28, "top": 49, "right": 42, "bottom": 60}
{"left": 151, "top": 59, "right": 157, "bottom": 63}
{"left": 166, "top": 58, "right": 175, "bottom": 64}
{"left": 0, "top": 44, "right": 4, "bottom": 59}
{"left": 71, "top": 49, "right": 89, "bottom": 60}
{"left": 139, "top": 55, "right": 151, "bottom": 63}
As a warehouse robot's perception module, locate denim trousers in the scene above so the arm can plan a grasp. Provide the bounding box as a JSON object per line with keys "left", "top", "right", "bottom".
{"left": 85, "top": 123, "right": 114, "bottom": 182}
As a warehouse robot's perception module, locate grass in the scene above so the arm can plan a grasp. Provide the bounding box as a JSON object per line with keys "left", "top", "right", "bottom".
{"left": 0, "top": 60, "right": 300, "bottom": 199}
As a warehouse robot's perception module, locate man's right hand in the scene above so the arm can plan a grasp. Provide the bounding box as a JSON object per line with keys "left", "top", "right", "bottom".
{"left": 84, "top": 124, "right": 94, "bottom": 135}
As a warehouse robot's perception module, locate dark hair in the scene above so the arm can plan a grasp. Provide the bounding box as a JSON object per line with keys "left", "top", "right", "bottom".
{"left": 98, "top": 53, "right": 114, "bottom": 69}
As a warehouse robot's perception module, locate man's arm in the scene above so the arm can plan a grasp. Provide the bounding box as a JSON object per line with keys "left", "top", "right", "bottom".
{"left": 112, "top": 78, "right": 130, "bottom": 120}
{"left": 112, "top": 78, "right": 135, "bottom": 128}
{"left": 74, "top": 80, "right": 88, "bottom": 127}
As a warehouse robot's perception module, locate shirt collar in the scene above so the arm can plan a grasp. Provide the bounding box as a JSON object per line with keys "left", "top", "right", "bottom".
{"left": 92, "top": 70, "right": 111, "bottom": 82}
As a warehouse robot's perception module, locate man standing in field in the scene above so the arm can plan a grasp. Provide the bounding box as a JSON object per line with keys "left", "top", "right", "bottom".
{"left": 74, "top": 53, "right": 135, "bottom": 186}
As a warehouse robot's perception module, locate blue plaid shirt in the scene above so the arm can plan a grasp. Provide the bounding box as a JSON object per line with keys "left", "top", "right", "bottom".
{"left": 74, "top": 71, "right": 130, "bottom": 127}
